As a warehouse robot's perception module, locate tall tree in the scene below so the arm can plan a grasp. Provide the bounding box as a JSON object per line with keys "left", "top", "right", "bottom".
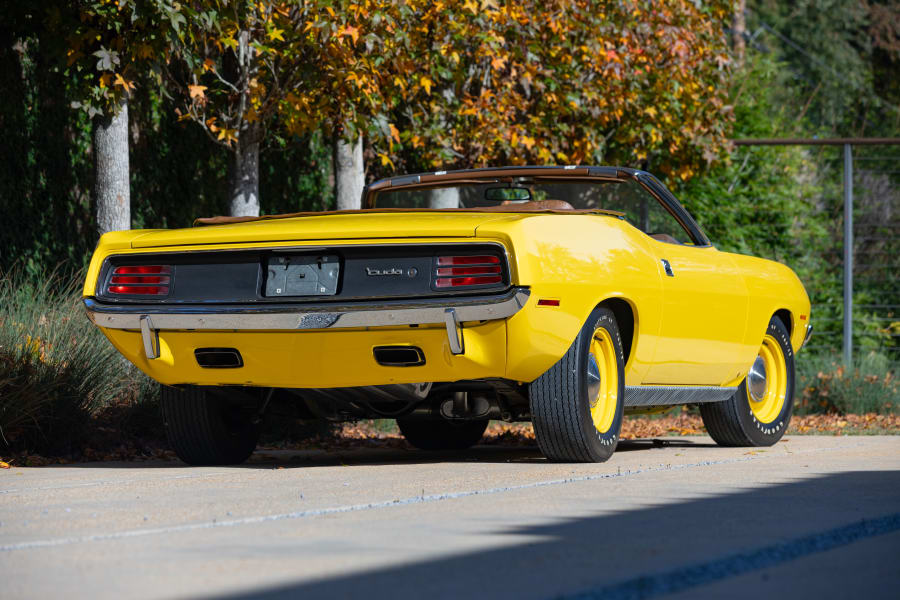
{"left": 93, "top": 97, "right": 130, "bottom": 233}
{"left": 375, "top": 0, "right": 733, "bottom": 182}
{"left": 56, "top": 0, "right": 169, "bottom": 235}
{"left": 334, "top": 133, "right": 364, "bottom": 210}
{"left": 160, "top": 3, "right": 274, "bottom": 217}
{"left": 270, "top": 2, "right": 408, "bottom": 211}
{"left": 733, "top": 0, "right": 747, "bottom": 66}
{"left": 161, "top": 1, "right": 399, "bottom": 214}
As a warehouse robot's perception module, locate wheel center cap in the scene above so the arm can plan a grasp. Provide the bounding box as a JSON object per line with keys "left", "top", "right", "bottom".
{"left": 748, "top": 355, "right": 767, "bottom": 401}
{"left": 587, "top": 353, "right": 601, "bottom": 407}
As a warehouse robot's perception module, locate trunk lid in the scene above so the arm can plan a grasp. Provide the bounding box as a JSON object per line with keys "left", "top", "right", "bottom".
{"left": 130, "top": 211, "right": 515, "bottom": 249}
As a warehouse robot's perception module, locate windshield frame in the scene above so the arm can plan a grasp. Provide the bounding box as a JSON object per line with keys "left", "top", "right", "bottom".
{"left": 364, "top": 166, "right": 711, "bottom": 247}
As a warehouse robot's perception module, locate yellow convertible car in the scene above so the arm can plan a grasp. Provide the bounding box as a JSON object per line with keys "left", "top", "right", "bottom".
{"left": 83, "top": 166, "right": 812, "bottom": 465}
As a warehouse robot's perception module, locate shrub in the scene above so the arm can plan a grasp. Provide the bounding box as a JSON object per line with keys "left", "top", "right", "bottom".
{"left": 795, "top": 353, "right": 898, "bottom": 416}
{"left": 0, "top": 270, "right": 156, "bottom": 454}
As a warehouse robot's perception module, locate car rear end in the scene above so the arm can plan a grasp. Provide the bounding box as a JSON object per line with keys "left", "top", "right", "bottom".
{"left": 82, "top": 218, "right": 528, "bottom": 389}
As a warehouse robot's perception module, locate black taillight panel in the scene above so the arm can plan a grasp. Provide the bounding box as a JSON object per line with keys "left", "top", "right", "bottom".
{"left": 96, "top": 252, "right": 262, "bottom": 303}
{"left": 95, "top": 244, "right": 509, "bottom": 304}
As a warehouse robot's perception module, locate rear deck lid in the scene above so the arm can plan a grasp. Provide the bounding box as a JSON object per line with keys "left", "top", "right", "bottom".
{"left": 129, "top": 211, "right": 513, "bottom": 249}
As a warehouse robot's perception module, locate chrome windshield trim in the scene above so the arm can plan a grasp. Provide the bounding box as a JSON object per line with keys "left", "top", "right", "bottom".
{"left": 84, "top": 287, "right": 530, "bottom": 331}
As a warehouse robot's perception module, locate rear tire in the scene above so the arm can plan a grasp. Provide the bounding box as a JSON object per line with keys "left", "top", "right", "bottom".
{"left": 701, "top": 316, "right": 795, "bottom": 447}
{"left": 529, "top": 306, "right": 625, "bottom": 462}
{"left": 161, "top": 385, "right": 260, "bottom": 465}
{"left": 396, "top": 418, "right": 488, "bottom": 450}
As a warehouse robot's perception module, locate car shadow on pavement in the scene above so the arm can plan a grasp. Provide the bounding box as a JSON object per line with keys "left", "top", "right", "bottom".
{"left": 55, "top": 437, "right": 720, "bottom": 469}
{"left": 209, "top": 470, "right": 900, "bottom": 600}
{"left": 240, "top": 438, "right": 718, "bottom": 469}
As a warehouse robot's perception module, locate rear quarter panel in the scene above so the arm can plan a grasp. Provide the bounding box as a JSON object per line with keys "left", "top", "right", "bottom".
{"left": 476, "top": 214, "right": 663, "bottom": 385}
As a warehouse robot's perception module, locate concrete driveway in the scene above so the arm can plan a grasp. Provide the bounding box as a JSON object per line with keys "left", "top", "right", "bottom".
{"left": 1, "top": 435, "right": 898, "bottom": 599}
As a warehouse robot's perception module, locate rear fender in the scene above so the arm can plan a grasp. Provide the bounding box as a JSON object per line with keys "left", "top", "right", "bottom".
{"left": 476, "top": 215, "right": 663, "bottom": 385}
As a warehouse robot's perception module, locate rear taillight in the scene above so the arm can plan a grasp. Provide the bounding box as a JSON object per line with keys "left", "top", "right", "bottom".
{"left": 434, "top": 255, "right": 503, "bottom": 288}
{"left": 106, "top": 266, "right": 171, "bottom": 296}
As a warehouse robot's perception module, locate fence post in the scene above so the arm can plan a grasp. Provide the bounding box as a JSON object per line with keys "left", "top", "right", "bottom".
{"left": 843, "top": 143, "right": 853, "bottom": 366}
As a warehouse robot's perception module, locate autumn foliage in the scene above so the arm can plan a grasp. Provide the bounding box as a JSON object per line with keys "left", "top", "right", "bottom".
{"left": 53, "top": 0, "right": 734, "bottom": 207}
{"left": 51, "top": 1, "right": 169, "bottom": 117}
{"left": 153, "top": 0, "right": 733, "bottom": 177}
{"left": 378, "top": 0, "right": 734, "bottom": 180}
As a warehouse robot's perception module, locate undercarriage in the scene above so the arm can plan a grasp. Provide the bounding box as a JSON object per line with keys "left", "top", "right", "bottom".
{"left": 196, "top": 379, "right": 532, "bottom": 424}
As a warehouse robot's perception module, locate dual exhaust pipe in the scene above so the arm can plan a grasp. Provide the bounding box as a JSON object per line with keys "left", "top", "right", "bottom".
{"left": 194, "top": 344, "right": 426, "bottom": 369}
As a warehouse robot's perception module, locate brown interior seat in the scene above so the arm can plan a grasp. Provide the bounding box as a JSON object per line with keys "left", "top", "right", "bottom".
{"left": 480, "top": 199, "right": 575, "bottom": 211}
{"left": 649, "top": 233, "right": 682, "bottom": 245}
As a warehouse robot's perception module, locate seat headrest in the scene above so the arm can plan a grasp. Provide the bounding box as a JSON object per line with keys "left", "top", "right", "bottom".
{"left": 480, "top": 199, "right": 574, "bottom": 211}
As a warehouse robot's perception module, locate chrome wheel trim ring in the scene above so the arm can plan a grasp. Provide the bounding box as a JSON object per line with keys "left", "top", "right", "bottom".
{"left": 587, "top": 353, "right": 601, "bottom": 407}
{"left": 748, "top": 355, "right": 767, "bottom": 401}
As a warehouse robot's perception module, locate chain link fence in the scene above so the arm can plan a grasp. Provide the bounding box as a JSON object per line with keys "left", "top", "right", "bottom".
{"left": 735, "top": 140, "right": 900, "bottom": 369}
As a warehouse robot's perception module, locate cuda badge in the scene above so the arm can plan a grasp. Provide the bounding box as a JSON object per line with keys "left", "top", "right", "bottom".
{"left": 366, "top": 267, "right": 405, "bottom": 276}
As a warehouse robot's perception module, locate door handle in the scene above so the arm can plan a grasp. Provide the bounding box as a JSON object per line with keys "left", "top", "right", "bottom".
{"left": 661, "top": 259, "right": 674, "bottom": 277}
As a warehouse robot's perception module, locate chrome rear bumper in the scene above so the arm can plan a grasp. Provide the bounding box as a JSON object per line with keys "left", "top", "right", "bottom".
{"left": 84, "top": 287, "right": 530, "bottom": 360}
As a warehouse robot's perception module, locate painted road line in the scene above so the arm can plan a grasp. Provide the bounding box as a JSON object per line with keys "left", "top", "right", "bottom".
{"left": 562, "top": 512, "right": 900, "bottom": 600}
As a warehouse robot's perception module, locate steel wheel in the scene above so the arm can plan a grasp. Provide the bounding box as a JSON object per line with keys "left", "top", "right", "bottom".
{"left": 747, "top": 334, "right": 788, "bottom": 425}
{"left": 701, "top": 316, "right": 795, "bottom": 447}
{"left": 588, "top": 328, "right": 619, "bottom": 435}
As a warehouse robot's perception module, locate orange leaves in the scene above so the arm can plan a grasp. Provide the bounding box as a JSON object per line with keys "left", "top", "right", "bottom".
{"left": 338, "top": 25, "right": 360, "bottom": 44}
{"left": 110, "top": 73, "right": 135, "bottom": 94}
{"left": 188, "top": 84, "right": 207, "bottom": 102}
{"left": 158, "top": 0, "right": 731, "bottom": 175}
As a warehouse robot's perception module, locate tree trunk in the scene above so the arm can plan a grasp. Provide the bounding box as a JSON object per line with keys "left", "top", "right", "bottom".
{"left": 428, "top": 187, "right": 460, "bottom": 208}
{"left": 228, "top": 123, "right": 261, "bottom": 217}
{"left": 94, "top": 97, "right": 130, "bottom": 235}
{"left": 733, "top": 0, "right": 746, "bottom": 67}
{"left": 333, "top": 132, "right": 365, "bottom": 210}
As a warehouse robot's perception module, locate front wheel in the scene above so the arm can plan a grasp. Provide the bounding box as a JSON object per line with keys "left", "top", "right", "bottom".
{"left": 161, "top": 385, "right": 260, "bottom": 465}
{"left": 701, "top": 316, "right": 795, "bottom": 447}
{"left": 529, "top": 306, "right": 625, "bottom": 462}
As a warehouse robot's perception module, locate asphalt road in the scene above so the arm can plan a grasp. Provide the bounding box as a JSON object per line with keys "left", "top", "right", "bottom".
{"left": 1, "top": 435, "right": 899, "bottom": 600}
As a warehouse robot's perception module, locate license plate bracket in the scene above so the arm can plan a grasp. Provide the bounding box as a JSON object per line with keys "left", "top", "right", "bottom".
{"left": 265, "top": 254, "right": 340, "bottom": 297}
